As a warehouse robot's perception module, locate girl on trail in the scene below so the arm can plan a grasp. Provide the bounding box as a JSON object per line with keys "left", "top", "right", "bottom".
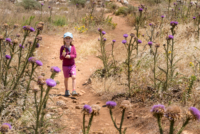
{"left": 60, "top": 32, "right": 78, "bottom": 96}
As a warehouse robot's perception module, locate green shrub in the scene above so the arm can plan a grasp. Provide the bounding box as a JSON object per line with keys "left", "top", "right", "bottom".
{"left": 19, "top": 0, "right": 41, "bottom": 10}
{"left": 126, "top": 5, "right": 136, "bottom": 14}
{"left": 71, "top": 0, "right": 86, "bottom": 6}
{"left": 53, "top": 16, "right": 67, "bottom": 26}
{"left": 107, "top": 2, "right": 118, "bottom": 11}
{"left": 115, "top": 7, "right": 128, "bottom": 16}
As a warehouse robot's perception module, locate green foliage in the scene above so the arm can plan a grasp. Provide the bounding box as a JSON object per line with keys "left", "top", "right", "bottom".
{"left": 53, "top": 16, "right": 67, "bottom": 26}
{"left": 71, "top": 0, "right": 86, "bottom": 5}
{"left": 22, "top": 16, "right": 35, "bottom": 26}
{"left": 115, "top": 7, "right": 128, "bottom": 16}
{"left": 20, "top": 0, "right": 41, "bottom": 10}
{"left": 106, "top": 2, "right": 118, "bottom": 12}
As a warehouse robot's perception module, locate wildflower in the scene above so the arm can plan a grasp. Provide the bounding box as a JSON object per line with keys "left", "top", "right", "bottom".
{"left": 112, "top": 40, "right": 116, "bottom": 43}
{"left": 120, "top": 100, "right": 132, "bottom": 110}
{"left": 193, "top": 17, "right": 196, "bottom": 20}
{"left": 82, "top": 105, "right": 92, "bottom": 114}
{"left": 12, "top": 39, "right": 18, "bottom": 44}
{"left": 161, "top": 15, "right": 164, "bottom": 18}
{"left": 41, "top": 3, "right": 44, "bottom": 6}
{"left": 103, "top": 38, "right": 107, "bottom": 41}
{"left": 30, "top": 27, "right": 35, "bottom": 32}
{"left": 168, "top": 51, "right": 171, "bottom": 54}
{"left": 189, "top": 62, "right": 194, "bottom": 67}
{"left": 91, "top": 105, "right": 101, "bottom": 116}
{"left": 0, "top": 35, "right": 4, "bottom": 40}
{"left": 16, "top": 33, "right": 20, "bottom": 37}
{"left": 19, "top": 44, "right": 24, "bottom": 49}
{"left": 138, "top": 39, "right": 142, "bottom": 43}
{"left": 187, "top": 107, "right": 200, "bottom": 120}
{"left": 3, "top": 23, "right": 8, "bottom": 28}
{"left": 102, "top": 31, "right": 106, "bottom": 35}
{"left": 37, "top": 24, "right": 43, "bottom": 31}
{"left": 36, "top": 35, "right": 42, "bottom": 41}
{"left": 37, "top": 76, "right": 46, "bottom": 85}
{"left": 130, "top": 33, "right": 135, "bottom": 37}
{"left": 46, "top": 78, "right": 57, "bottom": 87}
{"left": 5, "top": 55, "right": 11, "bottom": 60}
{"left": 35, "top": 60, "right": 43, "bottom": 66}
{"left": 14, "top": 24, "right": 19, "bottom": 29}
{"left": 106, "top": 101, "right": 117, "bottom": 109}
{"left": 168, "top": 35, "right": 174, "bottom": 40}
{"left": 151, "top": 104, "right": 165, "bottom": 117}
{"left": 148, "top": 41, "right": 153, "bottom": 46}
{"left": 123, "top": 34, "right": 128, "bottom": 38}
{"left": 50, "top": 66, "right": 61, "bottom": 73}
{"left": 170, "top": 21, "right": 178, "bottom": 27}
{"left": 48, "top": 6, "right": 51, "bottom": 9}
{"left": 36, "top": 43, "right": 40, "bottom": 48}
{"left": 139, "top": 8, "right": 143, "bottom": 12}
{"left": 155, "top": 44, "right": 160, "bottom": 48}
{"left": 5, "top": 38, "right": 11, "bottom": 43}
{"left": 1, "top": 123, "right": 11, "bottom": 132}
{"left": 98, "top": 28, "right": 103, "bottom": 32}
{"left": 122, "top": 40, "right": 127, "bottom": 44}
{"left": 28, "top": 57, "right": 36, "bottom": 63}
{"left": 149, "top": 23, "right": 152, "bottom": 26}
{"left": 165, "top": 106, "right": 181, "bottom": 121}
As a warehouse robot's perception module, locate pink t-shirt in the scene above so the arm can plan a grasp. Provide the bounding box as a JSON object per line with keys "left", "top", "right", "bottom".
{"left": 60, "top": 45, "right": 76, "bottom": 66}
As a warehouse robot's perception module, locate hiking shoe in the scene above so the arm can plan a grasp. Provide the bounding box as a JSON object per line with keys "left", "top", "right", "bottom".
{"left": 72, "top": 90, "right": 78, "bottom": 96}
{"left": 65, "top": 90, "right": 70, "bottom": 96}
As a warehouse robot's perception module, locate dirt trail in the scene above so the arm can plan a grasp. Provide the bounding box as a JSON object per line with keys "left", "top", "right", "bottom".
{"left": 38, "top": 14, "right": 135, "bottom": 134}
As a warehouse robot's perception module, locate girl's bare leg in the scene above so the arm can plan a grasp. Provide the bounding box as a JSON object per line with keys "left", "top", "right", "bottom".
{"left": 64, "top": 78, "right": 68, "bottom": 90}
{"left": 72, "top": 75, "right": 76, "bottom": 90}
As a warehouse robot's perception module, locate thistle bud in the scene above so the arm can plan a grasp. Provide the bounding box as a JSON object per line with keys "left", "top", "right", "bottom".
{"left": 13, "top": 39, "right": 19, "bottom": 44}
{"left": 3, "top": 23, "right": 8, "bottom": 28}
{"left": 14, "top": 24, "right": 19, "bottom": 29}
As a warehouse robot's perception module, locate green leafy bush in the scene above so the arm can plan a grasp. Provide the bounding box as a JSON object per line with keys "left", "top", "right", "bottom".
{"left": 20, "top": 0, "right": 41, "bottom": 10}
{"left": 53, "top": 16, "right": 67, "bottom": 26}
{"left": 115, "top": 7, "right": 128, "bottom": 16}
{"left": 71, "top": 0, "right": 86, "bottom": 6}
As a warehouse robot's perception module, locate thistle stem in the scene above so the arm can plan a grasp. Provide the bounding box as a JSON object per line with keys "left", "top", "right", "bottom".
{"left": 169, "top": 120, "right": 175, "bottom": 134}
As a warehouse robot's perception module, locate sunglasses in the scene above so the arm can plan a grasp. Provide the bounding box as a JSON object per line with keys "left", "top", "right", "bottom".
{"left": 64, "top": 37, "right": 72, "bottom": 39}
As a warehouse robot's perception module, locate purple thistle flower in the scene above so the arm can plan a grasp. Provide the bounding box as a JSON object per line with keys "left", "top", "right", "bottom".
{"left": 151, "top": 104, "right": 165, "bottom": 112}
{"left": 174, "top": 21, "right": 178, "bottom": 25}
{"left": 35, "top": 60, "right": 43, "bottom": 66}
{"left": 5, "top": 38, "right": 11, "bottom": 43}
{"left": 19, "top": 44, "right": 24, "bottom": 48}
{"left": 102, "top": 31, "right": 106, "bottom": 35}
{"left": 48, "top": 6, "right": 51, "bottom": 8}
{"left": 161, "top": 15, "right": 164, "bottom": 18}
{"left": 83, "top": 104, "right": 92, "bottom": 114}
{"left": 138, "top": 39, "right": 142, "bottom": 43}
{"left": 168, "top": 35, "right": 174, "bottom": 39}
{"left": 123, "top": 34, "right": 128, "bottom": 38}
{"left": 51, "top": 66, "right": 61, "bottom": 73}
{"left": 46, "top": 78, "right": 57, "bottom": 87}
{"left": 5, "top": 55, "right": 11, "bottom": 60}
{"left": 104, "top": 38, "right": 107, "bottom": 41}
{"left": 112, "top": 40, "right": 116, "bottom": 43}
{"left": 189, "top": 107, "right": 200, "bottom": 120}
{"left": 28, "top": 57, "right": 36, "bottom": 63}
{"left": 23, "top": 26, "right": 27, "bottom": 30}
{"left": 193, "top": 17, "right": 196, "bottom": 20}
{"left": 122, "top": 40, "right": 127, "bottom": 44}
{"left": 106, "top": 101, "right": 117, "bottom": 109}
{"left": 36, "top": 43, "right": 40, "bottom": 48}
{"left": 41, "top": 3, "right": 44, "bottom": 6}
{"left": 149, "top": 23, "right": 152, "bottom": 26}
{"left": 170, "top": 21, "right": 178, "bottom": 26}
{"left": 139, "top": 8, "right": 143, "bottom": 12}
{"left": 172, "top": 9, "right": 174, "bottom": 11}
{"left": 148, "top": 41, "right": 153, "bottom": 46}
{"left": 30, "top": 27, "right": 35, "bottom": 32}
{"left": 2, "top": 123, "right": 11, "bottom": 129}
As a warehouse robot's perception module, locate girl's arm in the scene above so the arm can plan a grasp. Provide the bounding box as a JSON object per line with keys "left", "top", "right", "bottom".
{"left": 60, "top": 47, "right": 65, "bottom": 60}
{"left": 70, "top": 46, "right": 77, "bottom": 58}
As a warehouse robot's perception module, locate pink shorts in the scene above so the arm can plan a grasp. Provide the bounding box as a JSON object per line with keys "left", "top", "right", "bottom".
{"left": 62, "top": 65, "right": 76, "bottom": 78}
